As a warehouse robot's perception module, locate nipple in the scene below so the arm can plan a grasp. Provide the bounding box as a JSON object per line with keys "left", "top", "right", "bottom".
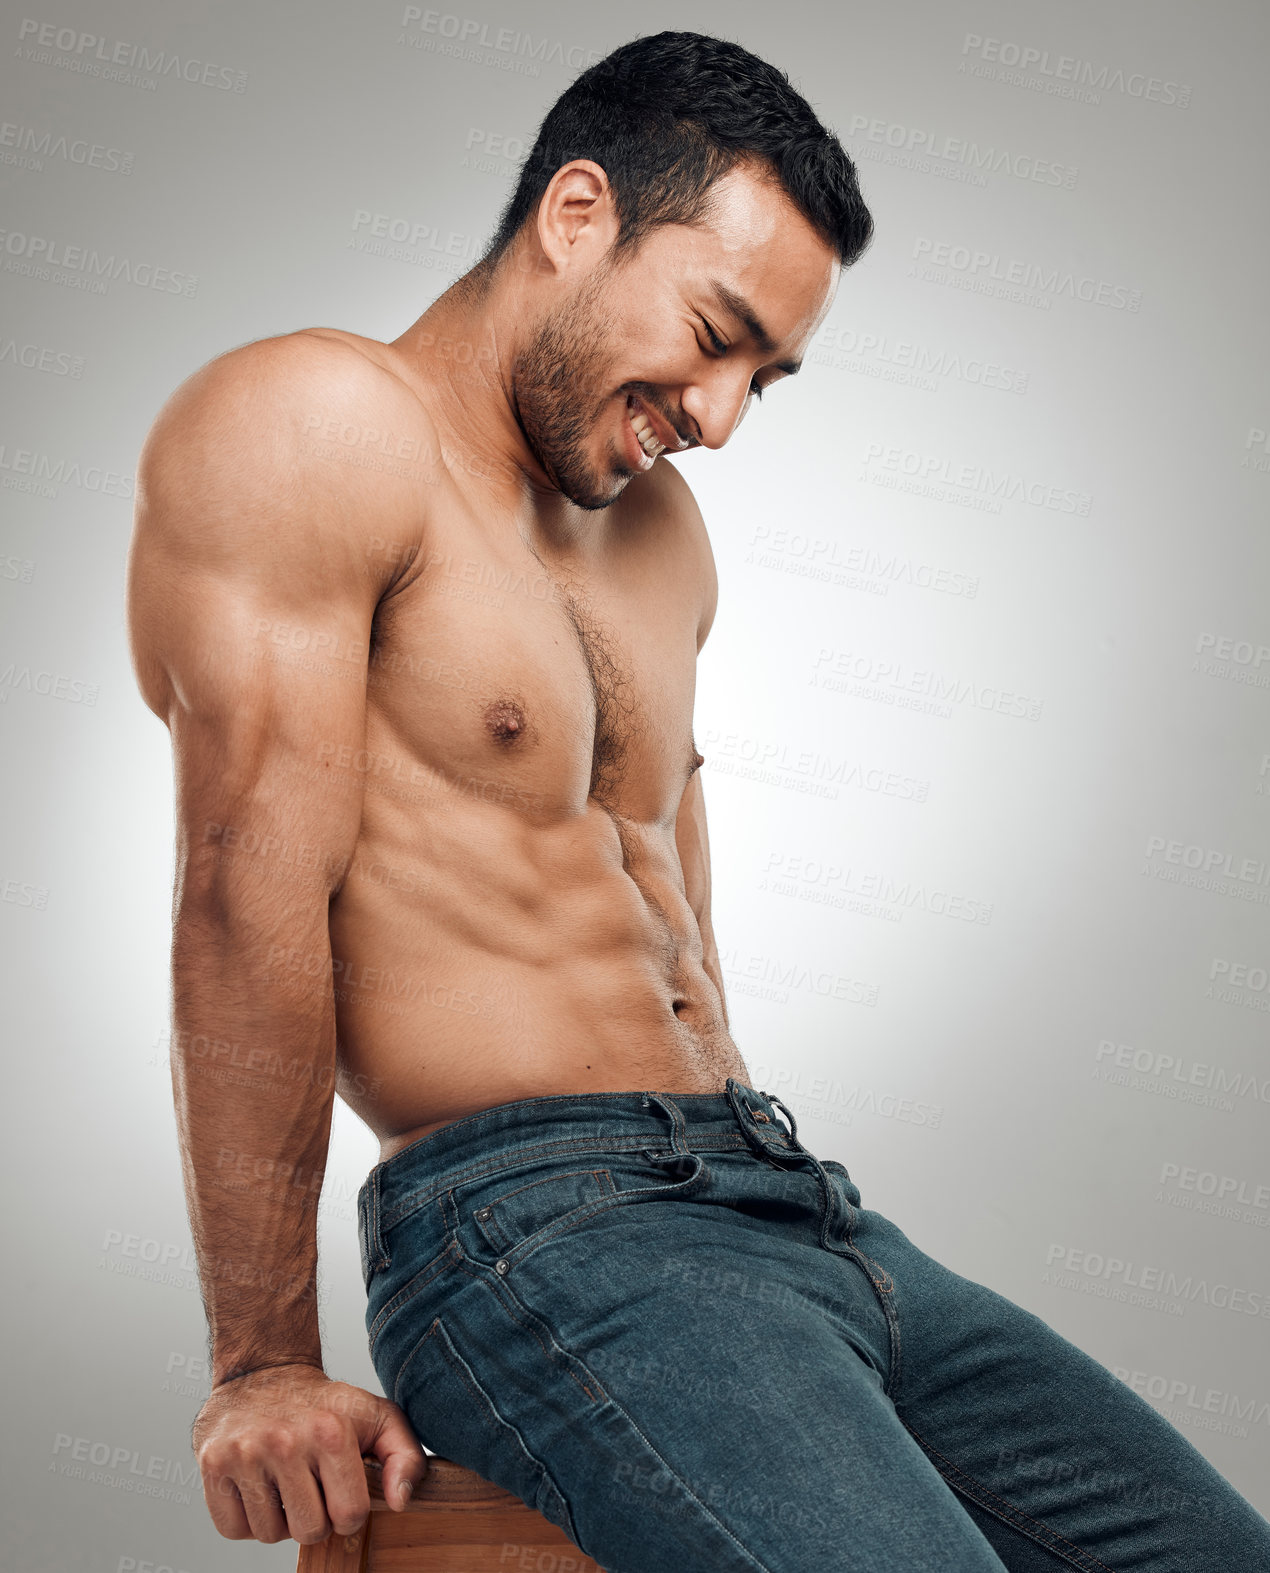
{"left": 484, "top": 698, "right": 528, "bottom": 743}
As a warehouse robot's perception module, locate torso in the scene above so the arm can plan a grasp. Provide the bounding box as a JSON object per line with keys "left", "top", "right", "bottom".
{"left": 296, "top": 328, "right": 750, "bottom": 1159}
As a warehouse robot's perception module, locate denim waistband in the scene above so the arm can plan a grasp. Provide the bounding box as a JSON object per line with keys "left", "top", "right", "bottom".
{"left": 357, "top": 1077, "right": 813, "bottom": 1271}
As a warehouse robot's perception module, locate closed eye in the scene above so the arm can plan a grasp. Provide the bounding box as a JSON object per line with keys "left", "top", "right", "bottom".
{"left": 700, "top": 318, "right": 765, "bottom": 402}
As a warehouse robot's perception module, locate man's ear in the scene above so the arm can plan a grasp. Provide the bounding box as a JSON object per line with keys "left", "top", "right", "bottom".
{"left": 533, "top": 160, "right": 620, "bottom": 276}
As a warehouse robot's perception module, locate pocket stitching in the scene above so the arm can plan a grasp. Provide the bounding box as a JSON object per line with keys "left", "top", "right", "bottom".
{"left": 483, "top": 1166, "right": 615, "bottom": 1209}
{"left": 498, "top": 1152, "right": 710, "bottom": 1270}
{"left": 453, "top": 1250, "right": 609, "bottom": 1407}
{"left": 475, "top": 1167, "right": 615, "bottom": 1255}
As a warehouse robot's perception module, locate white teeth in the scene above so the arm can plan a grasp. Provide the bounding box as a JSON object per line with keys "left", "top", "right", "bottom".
{"left": 628, "top": 401, "right": 665, "bottom": 458}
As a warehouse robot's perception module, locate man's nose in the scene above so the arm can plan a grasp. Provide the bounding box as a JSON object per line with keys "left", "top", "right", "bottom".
{"left": 680, "top": 375, "right": 756, "bottom": 451}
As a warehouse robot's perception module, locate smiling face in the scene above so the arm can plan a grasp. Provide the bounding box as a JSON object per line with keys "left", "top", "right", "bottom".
{"left": 509, "top": 161, "right": 841, "bottom": 511}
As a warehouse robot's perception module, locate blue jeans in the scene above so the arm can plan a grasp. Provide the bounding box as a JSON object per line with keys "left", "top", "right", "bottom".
{"left": 358, "top": 1079, "right": 1270, "bottom": 1571}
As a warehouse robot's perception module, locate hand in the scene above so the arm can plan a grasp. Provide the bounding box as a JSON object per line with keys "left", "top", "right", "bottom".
{"left": 192, "top": 1363, "right": 429, "bottom": 1544}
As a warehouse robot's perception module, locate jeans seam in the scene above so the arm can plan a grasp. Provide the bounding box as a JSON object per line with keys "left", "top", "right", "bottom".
{"left": 836, "top": 1184, "right": 903, "bottom": 1400}
{"left": 453, "top": 1251, "right": 610, "bottom": 1406}
{"left": 399, "top": 1297, "right": 775, "bottom": 1573}
{"left": 464, "top": 1258, "right": 779, "bottom": 1573}
{"left": 901, "top": 1422, "right": 1119, "bottom": 1572}
{"left": 860, "top": 1250, "right": 900, "bottom": 1399}
{"left": 393, "top": 1315, "right": 581, "bottom": 1548}
{"left": 579, "top": 1409, "right": 779, "bottom": 1573}
{"left": 843, "top": 1233, "right": 894, "bottom": 1296}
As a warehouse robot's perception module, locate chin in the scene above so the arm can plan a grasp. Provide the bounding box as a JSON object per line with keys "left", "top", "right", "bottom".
{"left": 574, "top": 482, "right": 629, "bottom": 512}
{"left": 559, "top": 468, "right": 626, "bottom": 512}
{"left": 555, "top": 445, "right": 637, "bottom": 511}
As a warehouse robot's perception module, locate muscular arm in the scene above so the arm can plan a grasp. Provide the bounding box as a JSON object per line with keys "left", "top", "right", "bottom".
{"left": 126, "top": 330, "right": 429, "bottom": 1544}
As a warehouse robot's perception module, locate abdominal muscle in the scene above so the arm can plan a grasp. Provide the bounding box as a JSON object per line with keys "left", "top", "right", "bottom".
{"left": 327, "top": 761, "right": 751, "bottom": 1161}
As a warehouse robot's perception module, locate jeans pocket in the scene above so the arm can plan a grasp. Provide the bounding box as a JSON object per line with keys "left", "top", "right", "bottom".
{"left": 391, "top": 1312, "right": 577, "bottom": 1542}
{"left": 472, "top": 1166, "right": 617, "bottom": 1259}
{"left": 457, "top": 1148, "right": 711, "bottom": 1273}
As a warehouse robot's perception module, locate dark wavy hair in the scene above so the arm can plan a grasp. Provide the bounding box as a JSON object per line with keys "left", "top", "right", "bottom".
{"left": 470, "top": 30, "right": 874, "bottom": 280}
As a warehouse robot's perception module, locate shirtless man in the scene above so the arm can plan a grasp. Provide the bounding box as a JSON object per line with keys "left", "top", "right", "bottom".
{"left": 127, "top": 31, "right": 1270, "bottom": 1572}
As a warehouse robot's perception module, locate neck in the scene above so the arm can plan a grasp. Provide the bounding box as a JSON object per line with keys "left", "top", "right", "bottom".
{"left": 390, "top": 254, "right": 569, "bottom": 524}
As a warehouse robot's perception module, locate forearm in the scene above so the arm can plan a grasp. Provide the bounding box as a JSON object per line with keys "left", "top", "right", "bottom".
{"left": 171, "top": 903, "right": 337, "bottom": 1386}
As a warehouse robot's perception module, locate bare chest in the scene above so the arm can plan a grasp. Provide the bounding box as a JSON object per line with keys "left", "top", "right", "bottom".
{"left": 367, "top": 503, "right": 701, "bottom": 823}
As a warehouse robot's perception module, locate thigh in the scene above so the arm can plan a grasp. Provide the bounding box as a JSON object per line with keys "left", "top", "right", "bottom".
{"left": 369, "top": 1144, "right": 1012, "bottom": 1572}
{"left": 842, "top": 1181, "right": 1270, "bottom": 1571}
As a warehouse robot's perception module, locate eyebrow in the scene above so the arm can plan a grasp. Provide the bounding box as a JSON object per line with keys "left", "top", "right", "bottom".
{"left": 709, "top": 280, "right": 803, "bottom": 376}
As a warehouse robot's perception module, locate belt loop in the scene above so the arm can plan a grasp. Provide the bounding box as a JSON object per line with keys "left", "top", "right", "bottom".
{"left": 644, "top": 1090, "right": 689, "bottom": 1154}
{"left": 357, "top": 1164, "right": 391, "bottom": 1279}
{"left": 725, "top": 1077, "right": 777, "bottom": 1159}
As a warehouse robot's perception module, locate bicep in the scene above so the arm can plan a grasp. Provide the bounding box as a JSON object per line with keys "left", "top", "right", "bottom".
{"left": 126, "top": 336, "right": 419, "bottom": 913}
{"left": 159, "top": 574, "right": 373, "bottom": 917}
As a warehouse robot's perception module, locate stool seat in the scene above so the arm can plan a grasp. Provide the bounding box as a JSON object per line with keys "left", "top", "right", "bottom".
{"left": 296, "top": 1456, "right": 602, "bottom": 1571}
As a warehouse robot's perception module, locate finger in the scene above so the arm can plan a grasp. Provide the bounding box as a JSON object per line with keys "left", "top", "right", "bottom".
{"left": 367, "top": 1403, "right": 429, "bottom": 1510}
{"left": 201, "top": 1469, "right": 253, "bottom": 1540}
{"left": 272, "top": 1462, "right": 333, "bottom": 1545}
{"left": 235, "top": 1469, "right": 292, "bottom": 1544}
{"left": 314, "top": 1443, "right": 371, "bottom": 1538}
{"left": 306, "top": 1411, "right": 369, "bottom": 1537}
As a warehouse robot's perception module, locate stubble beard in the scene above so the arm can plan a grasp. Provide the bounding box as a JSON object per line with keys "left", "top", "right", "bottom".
{"left": 513, "top": 263, "right": 634, "bottom": 512}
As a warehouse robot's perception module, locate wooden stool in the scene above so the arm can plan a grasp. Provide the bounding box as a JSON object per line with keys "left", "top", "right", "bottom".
{"left": 296, "top": 1456, "right": 604, "bottom": 1571}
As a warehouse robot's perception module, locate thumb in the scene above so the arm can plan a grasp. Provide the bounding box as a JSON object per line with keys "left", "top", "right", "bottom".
{"left": 366, "top": 1399, "right": 429, "bottom": 1511}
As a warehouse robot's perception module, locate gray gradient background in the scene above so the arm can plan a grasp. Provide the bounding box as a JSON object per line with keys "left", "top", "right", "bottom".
{"left": 2, "top": 1, "right": 1268, "bottom": 1569}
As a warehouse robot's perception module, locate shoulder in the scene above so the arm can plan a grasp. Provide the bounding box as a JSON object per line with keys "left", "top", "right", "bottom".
{"left": 135, "top": 327, "right": 437, "bottom": 571}
{"left": 143, "top": 327, "right": 440, "bottom": 456}
{"left": 637, "top": 458, "right": 719, "bottom": 653}
{"left": 661, "top": 460, "right": 719, "bottom": 653}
